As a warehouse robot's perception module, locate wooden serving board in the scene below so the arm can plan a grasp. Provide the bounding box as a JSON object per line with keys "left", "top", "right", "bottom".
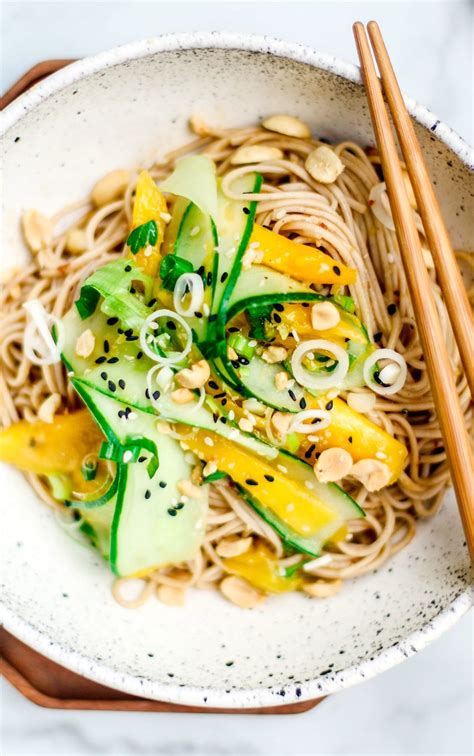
{"left": 0, "top": 61, "right": 323, "bottom": 714}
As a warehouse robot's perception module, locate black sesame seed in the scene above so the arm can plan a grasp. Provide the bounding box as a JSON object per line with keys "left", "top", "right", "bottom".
{"left": 103, "top": 339, "right": 110, "bottom": 353}
{"left": 246, "top": 478, "right": 258, "bottom": 486}
{"left": 274, "top": 303, "right": 284, "bottom": 312}
{"left": 207, "top": 271, "right": 213, "bottom": 286}
{"left": 107, "top": 357, "right": 119, "bottom": 364}
{"left": 228, "top": 327, "right": 239, "bottom": 333}
{"left": 288, "top": 389, "right": 297, "bottom": 401}
{"left": 95, "top": 356, "right": 106, "bottom": 364}
{"left": 138, "top": 456, "right": 146, "bottom": 463}
{"left": 333, "top": 265, "right": 341, "bottom": 276}
{"left": 159, "top": 481, "right": 167, "bottom": 488}
{"left": 212, "top": 412, "right": 219, "bottom": 423}
{"left": 302, "top": 302, "right": 309, "bottom": 308}
{"left": 168, "top": 508, "right": 177, "bottom": 516}
{"left": 124, "top": 265, "right": 132, "bottom": 272}
{"left": 219, "top": 416, "right": 227, "bottom": 424}
{"left": 209, "top": 314, "right": 217, "bottom": 322}
{"left": 325, "top": 400, "right": 334, "bottom": 410}
{"left": 152, "top": 390, "right": 160, "bottom": 400}
{"left": 118, "top": 410, "right": 125, "bottom": 418}
{"left": 220, "top": 272, "right": 228, "bottom": 283}
{"left": 209, "top": 380, "right": 219, "bottom": 390}
{"left": 107, "top": 317, "right": 119, "bottom": 325}
{"left": 108, "top": 380, "right": 116, "bottom": 392}
{"left": 387, "top": 303, "right": 397, "bottom": 315}
{"left": 374, "top": 331, "right": 383, "bottom": 343}
{"left": 243, "top": 207, "right": 250, "bottom": 215}
{"left": 126, "top": 335, "right": 138, "bottom": 341}
{"left": 130, "top": 286, "right": 136, "bottom": 294}
{"left": 145, "top": 490, "right": 151, "bottom": 499}
{"left": 147, "top": 298, "right": 157, "bottom": 308}
{"left": 348, "top": 436, "right": 353, "bottom": 444}
{"left": 195, "top": 311, "right": 203, "bottom": 318}
{"left": 100, "top": 371, "right": 107, "bottom": 380}
{"left": 238, "top": 356, "right": 250, "bottom": 366}
{"left": 175, "top": 502, "right": 184, "bottom": 510}
{"left": 124, "top": 328, "right": 133, "bottom": 337}
{"left": 118, "top": 379, "right": 126, "bottom": 390}
{"left": 145, "top": 388, "right": 150, "bottom": 399}
{"left": 299, "top": 397, "right": 307, "bottom": 409}
{"left": 401, "top": 408, "right": 409, "bottom": 415}
{"left": 167, "top": 320, "right": 176, "bottom": 330}
{"left": 136, "top": 351, "right": 143, "bottom": 359}
{"left": 264, "top": 474, "right": 275, "bottom": 482}
{"left": 273, "top": 313, "right": 282, "bottom": 324}
{"left": 117, "top": 328, "right": 124, "bottom": 334}
{"left": 221, "top": 398, "right": 227, "bottom": 406}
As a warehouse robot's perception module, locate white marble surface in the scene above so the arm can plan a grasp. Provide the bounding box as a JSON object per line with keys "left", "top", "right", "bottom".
{"left": 1, "top": 2, "right": 472, "bottom": 754}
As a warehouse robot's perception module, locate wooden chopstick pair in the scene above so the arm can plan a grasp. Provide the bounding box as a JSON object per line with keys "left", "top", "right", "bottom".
{"left": 353, "top": 21, "right": 474, "bottom": 560}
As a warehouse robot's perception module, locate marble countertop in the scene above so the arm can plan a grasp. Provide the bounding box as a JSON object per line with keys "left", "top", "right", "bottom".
{"left": 1, "top": 2, "right": 472, "bottom": 754}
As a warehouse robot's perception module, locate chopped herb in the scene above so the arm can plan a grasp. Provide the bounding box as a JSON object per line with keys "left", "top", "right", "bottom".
{"left": 127, "top": 220, "right": 158, "bottom": 255}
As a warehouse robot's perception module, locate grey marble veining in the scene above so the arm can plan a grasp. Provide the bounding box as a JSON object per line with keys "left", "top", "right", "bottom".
{"left": 1, "top": 2, "right": 472, "bottom": 755}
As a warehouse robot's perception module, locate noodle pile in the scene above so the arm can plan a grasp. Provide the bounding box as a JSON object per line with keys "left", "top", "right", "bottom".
{"left": 1, "top": 119, "right": 471, "bottom": 608}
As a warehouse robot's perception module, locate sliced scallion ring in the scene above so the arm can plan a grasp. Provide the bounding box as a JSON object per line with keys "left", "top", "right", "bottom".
{"left": 291, "top": 339, "right": 349, "bottom": 390}
{"left": 290, "top": 409, "right": 332, "bottom": 434}
{"left": 363, "top": 348, "right": 407, "bottom": 396}
{"left": 173, "top": 272, "right": 204, "bottom": 317}
{"left": 139, "top": 309, "right": 192, "bottom": 365}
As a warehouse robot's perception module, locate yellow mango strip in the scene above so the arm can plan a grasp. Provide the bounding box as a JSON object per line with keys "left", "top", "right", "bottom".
{"left": 184, "top": 429, "right": 337, "bottom": 537}
{"left": 273, "top": 302, "right": 367, "bottom": 346}
{"left": 300, "top": 397, "right": 408, "bottom": 483}
{"left": 223, "top": 543, "right": 302, "bottom": 593}
{"left": 127, "top": 170, "right": 168, "bottom": 276}
{"left": 0, "top": 410, "right": 102, "bottom": 475}
{"left": 249, "top": 224, "right": 357, "bottom": 285}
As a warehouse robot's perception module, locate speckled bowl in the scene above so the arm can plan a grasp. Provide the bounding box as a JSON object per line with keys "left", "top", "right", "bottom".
{"left": 1, "top": 33, "right": 472, "bottom": 709}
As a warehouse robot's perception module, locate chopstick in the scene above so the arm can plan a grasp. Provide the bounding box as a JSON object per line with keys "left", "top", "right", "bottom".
{"left": 353, "top": 22, "right": 474, "bottom": 560}
{"left": 366, "top": 21, "right": 474, "bottom": 398}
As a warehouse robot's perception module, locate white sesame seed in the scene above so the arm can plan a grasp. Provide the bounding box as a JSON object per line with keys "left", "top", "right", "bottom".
{"left": 122, "top": 450, "right": 133, "bottom": 463}
{"left": 203, "top": 303, "right": 210, "bottom": 317}
{"left": 287, "top": 503, "right": 295, "bottom": 512}
{"left": 305, "top": 480, "right": 314, "bottom": 490}
{"left": 228, "top": 429, "right": 240, "bottom": 440}
{"left": 277, "top": 464, "right": 288, "bottom": 474}
{"left": 204, "top": 436, "right": 214, "bottom": 447}
{"left": 190, "top": 226, "right": 200, "bottom": 237}
{"left": 228, "top": 410, "right": 235, "bottom": 421}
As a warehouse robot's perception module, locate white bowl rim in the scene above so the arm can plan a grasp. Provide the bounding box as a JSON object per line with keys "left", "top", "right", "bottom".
{"left": 1, "top": 31, "right": 472, "bottom": 708}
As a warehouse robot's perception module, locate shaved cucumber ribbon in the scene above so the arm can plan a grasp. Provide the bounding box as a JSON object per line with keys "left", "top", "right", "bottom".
{"left": 160, "top": 155, "right": 218, "bottom": 221}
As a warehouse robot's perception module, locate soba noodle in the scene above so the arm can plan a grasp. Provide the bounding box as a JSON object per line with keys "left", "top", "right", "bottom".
{"left": 1, "top": 119, "right": 471, "bottom": 607}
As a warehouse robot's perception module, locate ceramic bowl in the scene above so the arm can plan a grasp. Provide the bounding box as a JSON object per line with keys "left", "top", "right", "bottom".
{"left": 1, "top": 33, "right": 472, "bottom": 709}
